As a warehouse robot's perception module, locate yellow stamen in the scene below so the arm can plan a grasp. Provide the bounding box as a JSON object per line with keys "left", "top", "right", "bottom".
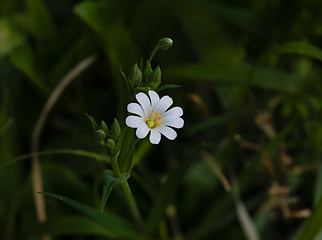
{"left": 155, "top": 112, "right": 158, "bottom": 115}
{"left": 157, "top": 122, "right": 161, "bottom": 126}
{"left": 146, "top": 118, "right": 149, "bottom": 121}
{"left": 155, "top": 120, "right": 158, "bottom": 123}
{"left": 151, "top": 112, "right": 153, "bottom": 117}
{"left": 157, "top": 116, "right": 162, "bottom": 119}
{"left": 150, "top": 118, "right": 153, "bottom": 121}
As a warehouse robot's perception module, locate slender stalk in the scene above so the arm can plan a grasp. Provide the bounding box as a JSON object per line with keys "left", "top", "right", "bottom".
{"left": 111, "top": 156, "right": 123, "bottom": 178}
{"left": 120, "top": 180, "right": 145, "bottom": 233}
{"left": 147, "top": 45, "right": 159, "bottom": 65}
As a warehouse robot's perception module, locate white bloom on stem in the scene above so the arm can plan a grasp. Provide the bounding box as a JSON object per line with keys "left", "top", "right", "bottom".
{"left": 126, "top": 90, "right": 184, "bottom": 144}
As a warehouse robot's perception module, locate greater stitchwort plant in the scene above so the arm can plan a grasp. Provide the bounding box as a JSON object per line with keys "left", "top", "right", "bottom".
{"left": 39, "top": 37, "right": 184, "bottom": 236}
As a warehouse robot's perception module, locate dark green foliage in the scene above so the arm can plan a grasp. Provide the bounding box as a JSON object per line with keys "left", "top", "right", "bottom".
{"left": 2, "top": 0, "right": 322, "bottom": 239}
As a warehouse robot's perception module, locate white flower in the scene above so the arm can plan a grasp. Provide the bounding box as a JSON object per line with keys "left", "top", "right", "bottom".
{"left": 125, "top": 90, "right": 184, "bottom": 144}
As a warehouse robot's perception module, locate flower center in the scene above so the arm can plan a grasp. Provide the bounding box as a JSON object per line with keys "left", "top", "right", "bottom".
{"left": 146, "top": 112, "right": 162, "bottom": 129}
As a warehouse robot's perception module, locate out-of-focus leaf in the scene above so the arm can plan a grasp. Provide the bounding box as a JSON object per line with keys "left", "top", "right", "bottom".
{"left": 187, "top": 112, "right": 237, "bottom": 135}
{"left": 20, "top": 215, "right": 116, "bottom": 238}
{"left": 276, "top": 41, "right": 322, "bottom": 61}
{"left": 0, "top": 149, "right": 111, "bottom": 170}
{"left": 74, "top": 1, "right": 110, "bottom": 37}
{"left": 146, "top": 144, "right": 202, "bottom": 236}
{"left": 39, "top": 192, "right": 140, "bottom": 240}
{"left": 314, "top": 167, "right": 322, "bottom": 205}
{"left": 179, "top": 2, "right": 245, "bottom": 62}
{"left": 9, "top": 43, "right": 50, "bottom": 93}
{"left": 164, "top": 63, "right": 300, "bottom": 93}
{"left": 26, "top": 0, "right": 55, "bottom": 46}
{"left": 101, "top": 170, "right": 130, "bottom": 211}
{"left": 0, "top": 20, "right": 24, "bottom": 58}
{"left": 74, "top": 0, "right": 138, "bottom": 104}
{"left": 296, "top": 194, "right": 322, "bottom": 240}
{"left": 193, "top": 0, "right": 266, "bottom": 34}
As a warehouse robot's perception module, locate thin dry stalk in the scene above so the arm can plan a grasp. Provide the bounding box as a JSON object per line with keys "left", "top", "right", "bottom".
{"left": 201, "top": 150, "right": 231, "bottom": 192}
{"left": 30, "top": 55, "right": 97, "bottom": 231}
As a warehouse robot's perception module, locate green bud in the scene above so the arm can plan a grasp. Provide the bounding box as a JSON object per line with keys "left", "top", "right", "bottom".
{"left": 106, "top": 139, "right": 116, "bottom": 150}
{"left": 129, "top": 63, "right": 142, "bottom": 87}
{"left": 100, "top": 121, "right": 109, "bottom": 136}
{"left": 95, "top": 129, "right": 106, "bottom": 141}
{"left": 144, "top": 66, "right": 161, "bottom": 89}
{"left": 86, "top": 113, "right": 99, "bottom": 134}
{"left": 158, "top": 37, "right": 173, "bottom": 51}
{"left": 111, "top": 118, "right": 121, "bottom": 141}
{"left": 151, "top": 66, "right": 161, "bottom": 84}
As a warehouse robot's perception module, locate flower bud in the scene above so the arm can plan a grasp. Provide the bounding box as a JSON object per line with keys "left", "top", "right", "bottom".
{"left": 100, "top": 120, "right": 109, "bottom": 136}
{"left": 106, "top": 139, "right": 116, "bottom": 150}
{"left": 111, "top": 118, "right": 121, "bottom": 141}
{"left": 129, "top": 63, "right": 142, "bottom": 87}
{"left": 95, "top": 129, "right": 106, "bottom": 141}
{"left": 144, "top": 66, "right": 161, "bottom": 89}
{"left": 158, "top": 37, "right": 173, "bottom": 51}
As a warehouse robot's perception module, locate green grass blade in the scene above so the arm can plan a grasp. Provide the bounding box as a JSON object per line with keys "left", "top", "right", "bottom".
{"left": 297, "top": 194, "right": 322, "bottom": 240}
{"left": 0, "top": 149, "right": 111, "bottom": 170}
{"left": 276, "top": 41, "right": 322, "bottom": 61}
{"left": 164, "top": 63, "right": 300, "bottom": 93}
{"left": 39, "top": 192, "right": 140, "bottom": 240}
{"left": 146, "top": 144, "right": 203, "bottom": 235}
{"left": 19, "top": 215, "right": 116, "bottom": 238}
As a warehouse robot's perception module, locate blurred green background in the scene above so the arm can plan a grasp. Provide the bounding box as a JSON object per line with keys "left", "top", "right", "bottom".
{"left": 2, "top": 0, "right": 322, "bottom": 239}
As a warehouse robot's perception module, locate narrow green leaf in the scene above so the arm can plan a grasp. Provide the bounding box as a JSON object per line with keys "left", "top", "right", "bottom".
{"left": 156, "top": 84, "right": 181, "bottom": 93}
{"left": 276, "top": 41, "right": 322, "bottom": 62}
{"left": 0, "top": 149, "right": 111, "bottom": 170}
{"left": 39, "top": 192, "right": 140, "bottom": 240}
{"left": 297, "top": 194, "right": 322, "bottom": 240}
{"left": 118, "top": 127, "right": 135, "bottom": 173}
{"left": 101, "top": 170, "right": 130, "bottom": 211}
{"left": 146, "top": 144, "right": 203, "bottom": 235}
{"left": 85, "top": 113, "right": 99, "bottom": 135}
{"left": 20, "top": 216, "right": 115, "bottom": 238}
{"left": 9, "top": 43, "right": 50, "bottom": 93}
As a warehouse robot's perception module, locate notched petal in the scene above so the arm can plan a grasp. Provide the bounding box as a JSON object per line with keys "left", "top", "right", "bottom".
{"left": 158, "top": 126, "right": 177, "bottom": 140}
{"left": 126, "top": 116, "right": 144, "bottom": 128}
{"left": 150, "top": 129, "right": 161, "bottom": 144}
{"left": 136, "top": 124, "right": 150, "bottom": 139}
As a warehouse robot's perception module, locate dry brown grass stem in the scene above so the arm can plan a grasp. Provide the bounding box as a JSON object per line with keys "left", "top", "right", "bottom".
{"left": 201, "top": 150, "right": 231, "bottom": 192}
{"left": 30, "top": 55, "right": 97, "bottom": 237}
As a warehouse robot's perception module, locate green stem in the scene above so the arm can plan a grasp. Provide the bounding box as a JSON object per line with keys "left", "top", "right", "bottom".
{"left": 121, "top": 180, "right": 145, "bottom": 233}
{"left": 147, "top": 45, "right": 159, "bottom": 65}
{"left": 111, "top": 156, "right": 122, "bottom": 178}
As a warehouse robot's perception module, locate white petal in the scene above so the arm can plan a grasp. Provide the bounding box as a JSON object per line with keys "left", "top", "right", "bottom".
{"left": 154, "top": 95, "right": 173, "bottom": 115}
{"left": 157, "top": 126, "right": 177, "bottom": 140}
{"left": 161, "top": 117, "right": 184, "bottom": 129}
{"left": 126, "top": 116, "right": 144, "bottom": 128}
{"left": 149, "top": 129, "right": 161, "bottom": 144}
{"left": 127, "top": 103, "right": 144, "bottom": 117}
{"left": 136, "top": 123, "right": 150, "bottom": 139}
{"left": 148, "top": 90, "right": 160, "bottom": 108}
{"left": 162, "top": 106, "right": 183, "bottom": 118}
{"left": 136, "top": 92, "right": 151, "bottom": 117}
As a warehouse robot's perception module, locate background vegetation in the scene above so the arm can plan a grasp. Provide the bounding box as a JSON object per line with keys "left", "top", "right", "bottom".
{"left": 1, "top": 0, "right": 322, "bottom": 239}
